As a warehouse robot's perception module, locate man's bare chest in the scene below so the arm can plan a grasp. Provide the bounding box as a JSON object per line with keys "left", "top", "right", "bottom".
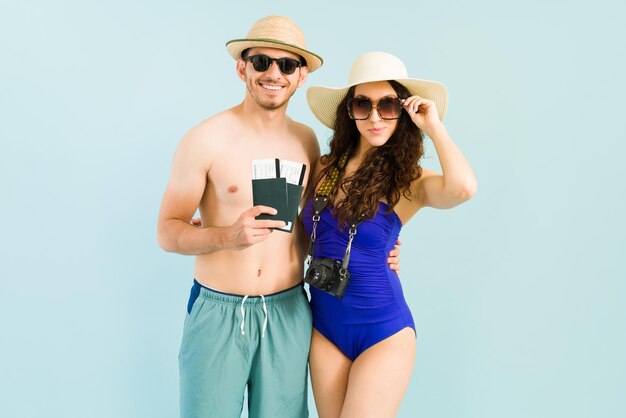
{"left": 206, "top": 140, "right": 312, "bottom": 206}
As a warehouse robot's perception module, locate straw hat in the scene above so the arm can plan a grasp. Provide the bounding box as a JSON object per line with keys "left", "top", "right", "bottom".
{"left": 307, "top": 51, "right": 448, "bottom": 128}
{"left": 226, "top": 15, "right": 323, "bottom": 72}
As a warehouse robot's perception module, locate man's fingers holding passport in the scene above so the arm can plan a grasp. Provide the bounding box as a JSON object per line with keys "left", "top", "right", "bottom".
{"left": 249, "top": 205, "right": 278, "bottom": 217}
{"left": 227, "top": 206, "right": 286, "bottom": 249}
{"left": 247, "top": 206, "right": 286, "bottom": 229}
{"left": 253, "top": 219, "right": 286, "bottom": 229}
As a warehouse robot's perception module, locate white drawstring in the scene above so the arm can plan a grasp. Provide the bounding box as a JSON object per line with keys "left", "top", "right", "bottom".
{"left": 239, "top": 295, "right": 268, "bottom": 338}
{"left": 240, "top": 295, "right": 249, "bottom": 335}
{"left": 260, "top": 295, "right": 268, "bottom": 338}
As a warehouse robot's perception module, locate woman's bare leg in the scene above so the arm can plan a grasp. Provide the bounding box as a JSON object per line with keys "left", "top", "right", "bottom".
{"left": 309, "top": 329, "right": 353, "bottom": 418}
{"left": 340, "top": 328, "right": 416, "bottom": 418}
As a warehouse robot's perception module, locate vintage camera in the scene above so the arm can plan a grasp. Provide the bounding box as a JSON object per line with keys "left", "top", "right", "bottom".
{"left": 304, "top": 257, "right": 350, "bottom": 298}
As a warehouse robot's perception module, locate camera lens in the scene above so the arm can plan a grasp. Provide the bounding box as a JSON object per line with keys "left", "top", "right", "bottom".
{"left": 306, "top": 268, "right": 320, "bottom": 284}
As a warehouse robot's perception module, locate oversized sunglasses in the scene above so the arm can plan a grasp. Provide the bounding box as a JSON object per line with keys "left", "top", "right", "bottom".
{"left": 347, "top": 97, "right": 405, "bottom": 120}
{"left": 245, "top": 54, "right": 302, "bottom": 75}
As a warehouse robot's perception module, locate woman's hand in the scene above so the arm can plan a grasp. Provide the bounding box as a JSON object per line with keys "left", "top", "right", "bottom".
{"left": 402, "top": 96, "right": 443, "bottom": 135}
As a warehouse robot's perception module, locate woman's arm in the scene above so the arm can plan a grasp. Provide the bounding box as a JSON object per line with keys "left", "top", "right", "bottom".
{"left": 404, "top": 96, "right": 477, "bottom": 209}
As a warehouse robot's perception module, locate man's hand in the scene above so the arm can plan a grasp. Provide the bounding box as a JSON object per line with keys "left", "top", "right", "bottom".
{"left": 387, "top": 239, "right": 402, "bottom": 274}
{"left": 225, "top": 206, "right": 286, "bottom": 250}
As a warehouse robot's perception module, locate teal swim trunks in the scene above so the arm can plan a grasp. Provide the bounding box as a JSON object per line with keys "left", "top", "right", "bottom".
{"left": 179, "top": 280, "right": 312, "bottom": 418}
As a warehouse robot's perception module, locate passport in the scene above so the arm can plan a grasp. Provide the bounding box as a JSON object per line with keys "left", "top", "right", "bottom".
{"left": 251, "top": 158, "right": 306, "bottom": 233}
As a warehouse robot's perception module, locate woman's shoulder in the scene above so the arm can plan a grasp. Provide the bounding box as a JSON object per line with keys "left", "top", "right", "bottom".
{"left": 394, "top": 166, "right": 439, "bottom": 221}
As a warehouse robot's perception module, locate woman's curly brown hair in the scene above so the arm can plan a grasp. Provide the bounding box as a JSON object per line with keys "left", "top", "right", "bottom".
{"left": 316, "top": 80, "right": 424, "bottom": 227}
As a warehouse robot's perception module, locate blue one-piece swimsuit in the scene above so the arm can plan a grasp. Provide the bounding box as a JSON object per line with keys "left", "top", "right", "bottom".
{"left": 302, "top": 198, "right": 416, "bottom": 361}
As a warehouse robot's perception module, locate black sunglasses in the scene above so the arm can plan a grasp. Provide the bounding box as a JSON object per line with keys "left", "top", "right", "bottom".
{"left": 347, "top": 96, "right": 405, "bottom": 120}
{"left": 245, "top": 54, "right": 302, "bottom": 75}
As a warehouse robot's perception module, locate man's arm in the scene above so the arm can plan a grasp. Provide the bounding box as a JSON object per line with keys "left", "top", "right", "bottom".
{"left": 387, "top": 240, "right": 401, "bottom": 273}
{"left": 157, "top": 129, "right": 284, "bottom": 255}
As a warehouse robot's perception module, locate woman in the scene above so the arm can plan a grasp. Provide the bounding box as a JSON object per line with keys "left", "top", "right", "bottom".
{"left": 302, "top": 51, "right": 477, "bottom": 417}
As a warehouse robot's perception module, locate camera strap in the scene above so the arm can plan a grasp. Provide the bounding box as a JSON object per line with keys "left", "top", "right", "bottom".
{"left": 307, "top": 151, "right": 363, "bottom": 275}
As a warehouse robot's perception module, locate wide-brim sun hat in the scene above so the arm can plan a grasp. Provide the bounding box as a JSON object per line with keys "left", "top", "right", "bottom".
{"left": 307, "top": 51, "right": 448, "bottom": 128}
{"left": 226, "top": 15, "right": 323, "bottom": 72}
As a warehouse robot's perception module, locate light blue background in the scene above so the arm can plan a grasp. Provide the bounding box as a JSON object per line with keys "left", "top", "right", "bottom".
{"left": 1, "top": 1, "right": 624, "bottom": 417}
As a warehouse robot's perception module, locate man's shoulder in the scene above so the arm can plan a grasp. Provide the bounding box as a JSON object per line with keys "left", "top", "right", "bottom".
{"left": 193, "top": 108, "right": 239, "bottom": 133}
{"left": 285, "top": 118, "right": 321, "bottom": 163}
{"left": 181, "top": 108, "right": 240, "bottom": 148}
{"left": 287, "top": 118, "right": 314, "bottom": 135}
{"left": 286, "top": 117, "right": 318, "bottom": 146}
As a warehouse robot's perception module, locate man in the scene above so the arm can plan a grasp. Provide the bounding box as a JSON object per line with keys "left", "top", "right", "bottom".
{"left": 157, "top": 15, "right": 399, "bottom": 418}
